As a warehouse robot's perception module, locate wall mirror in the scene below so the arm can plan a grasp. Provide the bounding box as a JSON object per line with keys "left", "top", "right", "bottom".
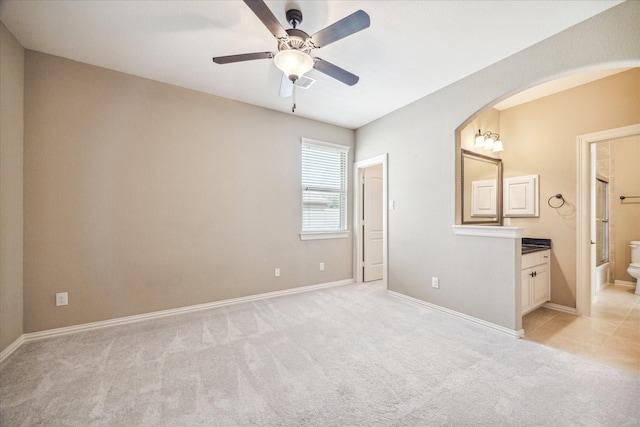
{"left": 461, "top": 149, "right": 503, "bottom": 225}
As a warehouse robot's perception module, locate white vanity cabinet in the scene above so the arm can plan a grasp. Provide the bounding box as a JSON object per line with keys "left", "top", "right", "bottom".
{"left": 521, "top": 249, "right": 550, "bottom": 315}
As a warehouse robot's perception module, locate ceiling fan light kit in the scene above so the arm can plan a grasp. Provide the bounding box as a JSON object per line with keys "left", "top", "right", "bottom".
{"left": 212, "top": 0, "right": 370, "bottom": 112}
{"left": 274, "top": 49, "right": 314, "bottom": 82}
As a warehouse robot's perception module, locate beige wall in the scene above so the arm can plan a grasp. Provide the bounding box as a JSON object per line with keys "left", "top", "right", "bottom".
{"left": 356, "top": 1, "right": 639, "bottom": 331}
{"left": 499, "top": 69, "right": 640, "bottom": 307}
{"left": 24, "top": 51, "right": 354, "bottom": 333}
{"left": 612, "top": 135, "right": 640, "bottom": 281}
{"left": 0, "top": 22, "right": 24, "bottom": 353}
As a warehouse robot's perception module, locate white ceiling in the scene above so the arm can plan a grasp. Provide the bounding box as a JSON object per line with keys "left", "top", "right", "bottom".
{"left": 0, "top": 1, "right": 624, "bottom": 129}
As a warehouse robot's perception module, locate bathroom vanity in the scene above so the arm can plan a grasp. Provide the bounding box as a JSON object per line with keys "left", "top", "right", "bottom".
{"left": 521, "top": 238, "right": 551, "bottom": 315}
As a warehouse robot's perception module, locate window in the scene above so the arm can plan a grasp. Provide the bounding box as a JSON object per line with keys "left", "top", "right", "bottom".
{"left": 301, "top": 138, "right": 349, "bottom": 240}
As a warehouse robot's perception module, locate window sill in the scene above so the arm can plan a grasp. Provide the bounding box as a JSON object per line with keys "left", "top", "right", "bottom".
{"left": 300, "top": 231, "right": 350, "bottom": 241}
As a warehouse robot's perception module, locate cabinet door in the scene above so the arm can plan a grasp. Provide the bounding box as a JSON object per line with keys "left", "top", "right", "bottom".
{"left": 471, "top": 179, "right": 497, "bottom": 217}
{"left": 531, "top": 263, "right": 550, "bottom": 308}
{"left": 504, "top": 175, "right": 539, "bottom": 217}
{"left": 521, "top": 268, "right": 532, "bottom": 314}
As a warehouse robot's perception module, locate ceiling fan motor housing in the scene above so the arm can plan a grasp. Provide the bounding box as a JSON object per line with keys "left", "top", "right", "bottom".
{"left": 279, "top": 28, "right": 313, "bottom": 53}
{"left": 286, "top": 9, "right": 303, "bottom": 28}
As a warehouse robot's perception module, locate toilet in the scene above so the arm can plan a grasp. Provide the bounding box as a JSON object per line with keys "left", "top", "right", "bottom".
{"left": 628, "top": 241, "right": 640, "bottom": 295}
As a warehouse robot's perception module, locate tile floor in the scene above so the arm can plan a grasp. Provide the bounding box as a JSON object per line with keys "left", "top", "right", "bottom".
{"left": 523, "top": 283, "right": 639, "bottom": 374}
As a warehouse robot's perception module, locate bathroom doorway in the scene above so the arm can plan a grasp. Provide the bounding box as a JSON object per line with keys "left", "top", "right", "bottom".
{"left": 591, "top": 151, "right": 609, "bottom": 302}
{"left": 576, "top": 124, "right": 640, "bottom": 316}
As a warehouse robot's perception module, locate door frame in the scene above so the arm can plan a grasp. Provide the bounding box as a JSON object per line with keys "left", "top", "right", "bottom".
{"left": 354, "top": 154, "right": 388, "bottom": 288}
{"left": 576, "top": 124, "right": 640, "bottom": 316}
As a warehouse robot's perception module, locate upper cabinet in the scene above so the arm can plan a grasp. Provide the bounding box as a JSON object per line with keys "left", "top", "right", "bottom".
{"left": 504, "top": 174, "right": 539, "bottom": 217}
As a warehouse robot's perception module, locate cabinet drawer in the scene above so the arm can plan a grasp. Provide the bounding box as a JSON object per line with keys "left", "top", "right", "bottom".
{"left": 522, "top": 250, "right": 550, "bottom": 269}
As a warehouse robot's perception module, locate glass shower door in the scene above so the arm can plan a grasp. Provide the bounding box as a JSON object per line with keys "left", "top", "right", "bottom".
{"left": 595, "top": 177, "right": 609, "bottom": 265}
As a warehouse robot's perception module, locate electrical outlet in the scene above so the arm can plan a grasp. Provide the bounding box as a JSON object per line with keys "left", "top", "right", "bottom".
{"left": 275, "top": 268, "right": 280, "bottom": 277}
{"left": 319, "top": 262, "right": 325, "bottom": 271}
{"left": 504, "top": 217, "right": 511, "bottom": 226}
{"left": 431, "top": 277, "right": 439, "bottom": 289}
{"left": 56, "top": 292, "right": 68, "bottom": 306}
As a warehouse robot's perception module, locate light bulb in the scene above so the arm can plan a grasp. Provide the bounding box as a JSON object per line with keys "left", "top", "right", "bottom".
{"left": 483, "top": 136, "right": 494, "bottom": 150}
{"left": 474, "top": 130, "right": 485, "bottom": 148}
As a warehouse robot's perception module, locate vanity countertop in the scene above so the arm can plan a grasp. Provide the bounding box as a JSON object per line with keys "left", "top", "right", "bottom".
{"left": 522, "top": 238, "right": 551, "bottom": 255}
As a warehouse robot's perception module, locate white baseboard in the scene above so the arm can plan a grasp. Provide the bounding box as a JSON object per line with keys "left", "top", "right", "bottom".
{"left": 0, "top": 279, "right": 353, "bottom": 364}
{"left": 388, "top": 290, "right": 524, "bottom": 339}
{"left": 614, "top": 280, "right": 636, "bottom": 287}
{"left": 0, "top": 334, "right": 25, "bottom": 364}
{"left": 542, "top": 302, "right": 577, "bottom": 315}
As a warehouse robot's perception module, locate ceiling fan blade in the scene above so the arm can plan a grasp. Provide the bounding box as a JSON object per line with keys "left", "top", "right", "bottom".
{"left": 212, "top": 52, "right": 274, "bottom": 64}
{"left": 279, "top": 74, "right": 293, "bottom": 98}
{"left": 311, "top": 10, "right": 370, "bottom": 48}
{"left": 242, "top": 0, "right": 287, "bottom": 39}
{"left": 313, "top": 58, "right": 359, "bottom": 86}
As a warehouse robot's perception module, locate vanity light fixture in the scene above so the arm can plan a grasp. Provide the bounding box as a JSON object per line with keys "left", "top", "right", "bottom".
{"left": 474, "top": 129, "right": 504, "bottom": 153}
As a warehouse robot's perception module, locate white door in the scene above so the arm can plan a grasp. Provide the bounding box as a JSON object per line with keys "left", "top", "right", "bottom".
{"left": 363, "top": 164, "right": 383, "bottom": 282}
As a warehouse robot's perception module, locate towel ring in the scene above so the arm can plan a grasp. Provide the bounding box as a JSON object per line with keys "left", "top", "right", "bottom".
{"left": 548, "top": 194, "right": 565, "bottom": 208}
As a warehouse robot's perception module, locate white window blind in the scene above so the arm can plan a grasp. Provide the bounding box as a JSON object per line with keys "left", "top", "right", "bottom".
{"left": 301, "top": 139, "right": 349, "bottom": 234}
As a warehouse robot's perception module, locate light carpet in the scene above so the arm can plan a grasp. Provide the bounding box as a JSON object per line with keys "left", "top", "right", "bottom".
{"left": 1, "top": 282, "right": 638, "bottom": 426}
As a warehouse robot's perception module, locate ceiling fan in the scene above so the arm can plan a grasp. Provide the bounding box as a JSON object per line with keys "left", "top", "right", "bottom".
{"left": 212, "top": 0, "right": 370, "bottom": 100}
